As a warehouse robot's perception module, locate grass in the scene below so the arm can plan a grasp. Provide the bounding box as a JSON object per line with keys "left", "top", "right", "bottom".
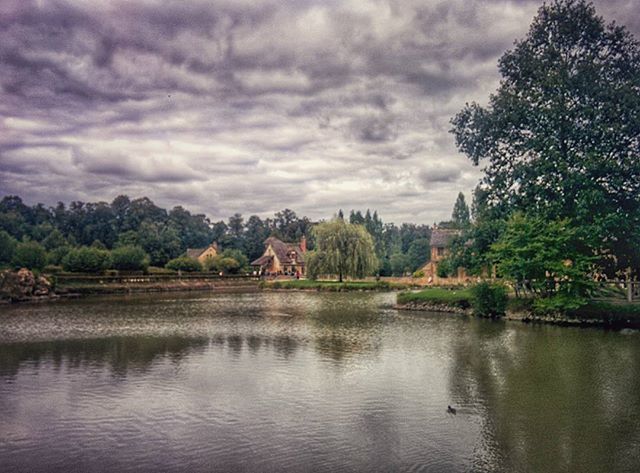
{"left": 569, "top": 301, "right": 640, "bottom": 325}
{"left": 261, "top": 279, "right": 412, "bottom": 291}
{"left": 397, "top": 287, "right": 473, "bottom": 308}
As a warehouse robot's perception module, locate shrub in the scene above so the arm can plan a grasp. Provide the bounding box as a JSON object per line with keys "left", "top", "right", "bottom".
{"left": 436, "top": 259, "right": 453, "bottom": 278}
{"left": 147, "top": 266, "right": 175, "bottom": 274}
{"left": 62, "top": 247, "right": 112, "bottom": 273}
{"left": 204, "top": 255, "right": 241, "bottom": 274}
{"left": 412, "top": 270, "right": 425, "bottom": 278}
{"left": 165, "top": 257, "right": 202, "bottom": 272}
{"left": 470, "top": 281, "right": 508, "bottom": 318}
{"left": 47, "top": 245, "right": 71, "bottom": 265}
{"left": 533, "top": 293, "right": 587, "bottom": 315}
{"left": 111, "top": 245, "right": 149, "bottom": 271}
{"left": 12, "top": 241, "right": 47, "bottom": 270}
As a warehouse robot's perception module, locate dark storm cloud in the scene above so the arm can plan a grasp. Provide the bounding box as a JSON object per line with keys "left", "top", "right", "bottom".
{"left": 1, "top": 0, "right": 638, "bottom": 223}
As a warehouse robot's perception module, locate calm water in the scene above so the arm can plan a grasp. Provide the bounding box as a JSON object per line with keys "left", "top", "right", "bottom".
{"left": 1, "top": 292, "right": 639, "bottom": 473}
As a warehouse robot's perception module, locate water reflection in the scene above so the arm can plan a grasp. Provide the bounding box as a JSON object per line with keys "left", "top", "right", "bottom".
{"left": 0, "top": 336, "right": 208, "bottom": 378}
{"left": 449, "top": 321, "right": 640, "bottom": 472}
{"left": 0, "top": 292, "right": 638, "bottom": 472}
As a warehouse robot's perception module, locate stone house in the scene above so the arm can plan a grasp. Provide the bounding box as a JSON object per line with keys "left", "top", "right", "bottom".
{"left": 422, "top": 228, "right": 468, "bottom": 283}
{"left": 251, "top": 236, "right": 307, "bottom": 276}
{"left": 186, "top": 242, "right": 219, "bottom": 264}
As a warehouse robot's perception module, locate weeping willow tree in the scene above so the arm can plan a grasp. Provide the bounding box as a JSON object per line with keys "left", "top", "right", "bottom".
{"left": 307, "top": 219, "right": 378, "bottom": 282}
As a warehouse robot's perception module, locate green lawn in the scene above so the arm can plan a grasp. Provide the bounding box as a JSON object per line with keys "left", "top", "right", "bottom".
{"left": 261, "top": 279, "right": 412, "bottom": 291}
{"left": 397, "top": 287, "right": 473, "bottom": 308}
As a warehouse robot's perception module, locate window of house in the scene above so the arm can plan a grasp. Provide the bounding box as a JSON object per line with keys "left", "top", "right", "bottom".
{"left": 437, "top": 247, "right": 445, "bottom": 257}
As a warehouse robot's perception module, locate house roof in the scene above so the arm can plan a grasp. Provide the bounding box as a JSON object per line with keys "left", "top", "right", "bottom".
{"left": 251, "top": 255, "right": 273, "bottom": 266}
{"left": 430, "top": 229, "right": 460, "bottom": 248}
{"left": 251, "top": 237, "right": 305, "bottom": 266}
{"left": 186, "top": 243, "right": 217, "bottom": 259}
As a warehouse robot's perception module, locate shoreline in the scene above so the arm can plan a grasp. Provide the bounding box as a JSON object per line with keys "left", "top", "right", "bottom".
{"left": 395, "top": 300, "right": 640, "bottom": 330}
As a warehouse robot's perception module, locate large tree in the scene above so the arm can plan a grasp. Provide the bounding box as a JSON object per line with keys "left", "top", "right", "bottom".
{"left": 451, "top": 0, "right": 640, "bottom": 273}
{"left": 308, "top": 219, "right": 378, "bottom": 282}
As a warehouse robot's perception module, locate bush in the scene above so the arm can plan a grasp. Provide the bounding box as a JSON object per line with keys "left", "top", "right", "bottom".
{"left": 436, "top": 259, "right": 453, "bottom": 278}
{"left": 470, "top": 282, "right": 508, "bottom": 318}
{"left": 165, "top": 257, "right": 202, "bottom": 272}
{"left": 46, "top": 245, "right": 71, "bottom": 265}
{"left": 111, "top": 245, "right": 149, "bottom": 271}
{"left": 62, "top": 247, "right": 112, "bottom": 273}
{"left": 204, "top": 255, "right": 242, "bottom": 274}
{"left": 12, "top": 241, "right": 47, "bottom": 270}
{"left": 533, "top": 293, "right": 587, "bottom": 314}
{"left": 412, "top": 270, "right": 425, "bottom": 278}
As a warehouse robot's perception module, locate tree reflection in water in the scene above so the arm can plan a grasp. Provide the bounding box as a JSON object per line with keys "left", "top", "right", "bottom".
{"left": 448, "top": 320, "right": 640, "bottom": 472}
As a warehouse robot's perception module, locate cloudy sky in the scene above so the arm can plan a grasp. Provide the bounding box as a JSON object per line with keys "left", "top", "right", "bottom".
{"left": 1, "top": 0, "right": 638, "bottom": 224}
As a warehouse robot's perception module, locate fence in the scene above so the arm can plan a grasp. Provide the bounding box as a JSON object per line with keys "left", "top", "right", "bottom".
{"left": 594, "top": 280, "right": 640, "bottom": 303}
{"left": 54, "top": 272, "right": 259, "bottom": 285}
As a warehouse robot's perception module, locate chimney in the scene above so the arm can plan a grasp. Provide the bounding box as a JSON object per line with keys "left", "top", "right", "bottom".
{"left": 300, "top": 236, "right": 307, "bottom": 253}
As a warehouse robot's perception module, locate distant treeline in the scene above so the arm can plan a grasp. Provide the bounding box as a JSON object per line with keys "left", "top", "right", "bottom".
{"left": 0, "top": 195, "right": 454, "bottom": 275}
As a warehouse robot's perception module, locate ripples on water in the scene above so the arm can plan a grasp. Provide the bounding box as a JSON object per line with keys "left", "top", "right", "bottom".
{"left": 1, "top": 292, "right": 639, "bottom": 472}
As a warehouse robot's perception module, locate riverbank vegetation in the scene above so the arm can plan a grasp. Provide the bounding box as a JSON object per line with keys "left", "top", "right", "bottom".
{"left": 437, "top": 0, "right": 640, "bottom": 318}
{"left": 261, "top": 279, "right": 413, "bottom": 292}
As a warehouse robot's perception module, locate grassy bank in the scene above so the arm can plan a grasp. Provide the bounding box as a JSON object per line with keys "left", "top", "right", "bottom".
{"left": 397, "top": 287, "right": 473, "bottom": 308}
{"left": 261, "top": 279, "right": 413, "bottom": 291}
{"left": 397, "top": 287, "right": 640, "bottom": 328}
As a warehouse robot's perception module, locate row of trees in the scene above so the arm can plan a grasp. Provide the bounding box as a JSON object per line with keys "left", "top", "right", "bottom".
{"left": 0, "top": 230, "right": 249, "bottom": 274}
{"left": 444, "top": 0, "right": 640, "bottom": 309}
{"left": 0, "top": 194, "right": 446, "bottom": 276}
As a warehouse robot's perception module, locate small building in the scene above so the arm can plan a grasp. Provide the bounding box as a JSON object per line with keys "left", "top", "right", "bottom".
{"left": 429, "top": 228, "right": 460, "bottom": 263}
{"left": 251, "top": 236, "right": 307, "bottom": 276}
{"left": 186, "top": 242, "right": 219, "bottom": 264}
{"left": 422, "top": 228, "right": 464, "bottom": 283}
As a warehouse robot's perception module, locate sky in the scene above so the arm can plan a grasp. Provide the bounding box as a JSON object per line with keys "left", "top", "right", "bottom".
{"left": 1, "top": 0, "right": 638, "bottom": 225}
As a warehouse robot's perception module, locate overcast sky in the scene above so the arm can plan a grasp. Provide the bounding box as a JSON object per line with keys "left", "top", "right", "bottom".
{"left": 1, "top": 0, "right": 638, "bottom": 224}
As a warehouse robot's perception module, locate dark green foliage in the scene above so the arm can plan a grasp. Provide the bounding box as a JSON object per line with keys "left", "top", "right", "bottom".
{"left": 566, "top": 301, "right": 640, "bottom": 324}
{"left": 46, "top": 246, "right": 71, "bottom": 265}
{"left": 203, "top": 255, "right": 241, "bottom": 274}
{"left": 165, "top": 257, "right": 202, "bottom": 272}
{"left": 489, "top": 213, "right": 596, "bottom": 300}
{"left": 406, "top": 238, "right": 430, "bottom": 271}
{"left": 111, "top": 245, "right": 149, "bottom": 271}
{"left": 221, "top": 249, "right": 248, "bottom": 270}
{"left": 451, "top": 192, "right": 470, "bottom": 228}
{"left": 533, "top": 293, "right": 588, "bottom": 314}
{"left": 450, "top": 0, "right": 640, "bottom": 275}
{"left": 470, "top": 282, "right": 508, "bottom": 318}
{"left": 12, "top": 241, "right": 47, "bottom": 270}
{"left": 390, "top": 253, "right": 411, "bottom": 276}
{"left": 41, "top": 229, "right": 67, "bottom": 251}
{"left": 62, "top": 247, "right": 112, "bottom": 273}
{"left": 0, "top": 193, "right": 437, "bottom": 280}
{"left": 436, "top": 258, "right": 454, "bottom": 278}
{"left": 0, "top": 230, "right": 17, "bottom": 264}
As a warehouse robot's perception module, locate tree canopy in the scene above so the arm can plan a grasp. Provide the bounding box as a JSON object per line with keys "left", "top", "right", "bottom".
{"left": 308, "top": 219, "right": 378, "bottom": 282}
{"left": 451, "top": 0, "right": 640, "bottom": 273}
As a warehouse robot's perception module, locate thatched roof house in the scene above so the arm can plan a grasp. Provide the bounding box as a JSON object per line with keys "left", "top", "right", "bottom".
{"left": 251, "top": 236, "right": 307, "bottom": 275}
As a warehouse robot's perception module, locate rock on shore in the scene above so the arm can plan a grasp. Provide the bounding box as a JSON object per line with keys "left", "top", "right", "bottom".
{"left": 0, "top": 269, "right": 54, "bottom": 302}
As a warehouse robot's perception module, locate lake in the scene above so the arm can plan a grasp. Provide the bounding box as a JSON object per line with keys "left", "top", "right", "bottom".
{"left": 1, "top": 291, "right": 639, "bottom": 472}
